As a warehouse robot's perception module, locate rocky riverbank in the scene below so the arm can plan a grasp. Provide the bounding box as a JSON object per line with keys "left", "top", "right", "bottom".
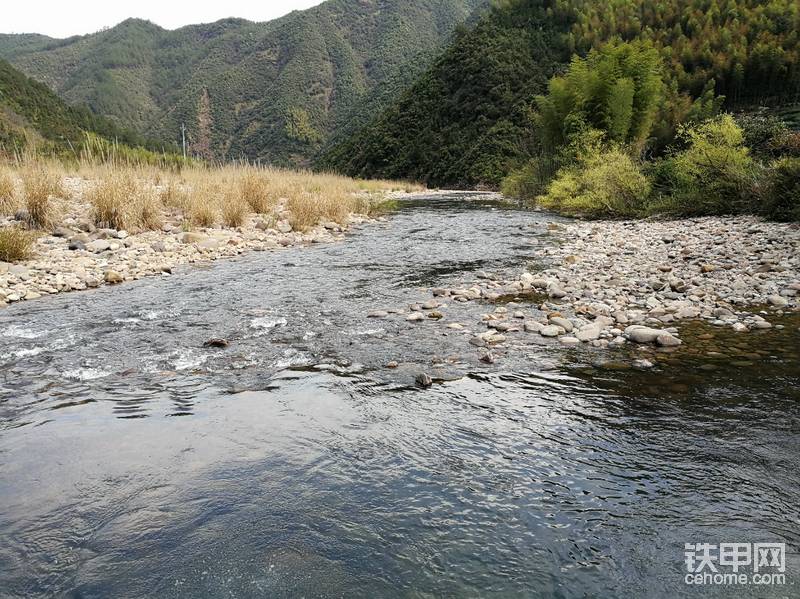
{"left": 0, "top": 178, "right": 383, "bottom": 306}
{"left": 374, "top": 215, "right": 799, "bottom": 364}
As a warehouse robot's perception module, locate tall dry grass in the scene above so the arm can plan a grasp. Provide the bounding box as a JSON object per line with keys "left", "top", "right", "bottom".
{"left": 0, "top": 169, "right": 16, "bottom": 215}
{"left": 19, "top": 165, "right": 65, "bottom": 230}
{"left": 86, "top": 170, "right": 163, "bottom": 231}
{"left": 187, "top": 183, "right": 218, "bottom": 228}
{"left": 1, "top": 157, "right": 422, "bottom": 237}
{"left": 239, "top": 169, "right": 276, "bottom": 214}
{"left": 221, "top": 188, "right": 248, "bottom": 228}
{"left": 0, "top": 226, "right": 38, "bottom": 262}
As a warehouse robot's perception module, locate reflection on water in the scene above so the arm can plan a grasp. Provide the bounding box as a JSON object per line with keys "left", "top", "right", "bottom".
{"left": 0, "top": 194, "right": 798, "bottom": 598}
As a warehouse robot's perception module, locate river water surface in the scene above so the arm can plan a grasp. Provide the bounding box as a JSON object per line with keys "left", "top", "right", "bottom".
{"left": 0, "top": 193, "right": 798, "bottom": 598}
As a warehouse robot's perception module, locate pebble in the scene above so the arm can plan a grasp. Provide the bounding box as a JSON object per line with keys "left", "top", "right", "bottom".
{"left": 540, "top": 325, "right": 562, "bottom": 338}
{"left": 768, "top": 295, "right": 789, "bottom": 307}
{"left": 575, "top": 324, "right": 601, "bottom": 342}
{"left": 549, "top": 316, "right": 573, "bottom": 332}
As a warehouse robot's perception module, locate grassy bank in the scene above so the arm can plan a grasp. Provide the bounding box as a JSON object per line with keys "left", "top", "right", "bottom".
{"left": 0, "top": 157, "right": 422, "bottom": 262}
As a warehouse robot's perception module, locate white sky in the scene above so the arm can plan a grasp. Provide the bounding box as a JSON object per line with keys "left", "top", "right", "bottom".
{"left": 2, "top": 1, "right": 326, "bottom": 38}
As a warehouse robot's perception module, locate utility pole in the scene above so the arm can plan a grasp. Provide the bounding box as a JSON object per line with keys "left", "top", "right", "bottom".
{"left": 181, "top": 123, "right": 187, "bottom": 160}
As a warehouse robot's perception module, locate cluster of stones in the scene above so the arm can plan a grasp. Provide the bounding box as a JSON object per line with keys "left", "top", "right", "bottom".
{"left": 0, "top": 203, "right": 372, "bottom": 307}
{"left": 372, "top": 216, "right": 799, "bottom": 362}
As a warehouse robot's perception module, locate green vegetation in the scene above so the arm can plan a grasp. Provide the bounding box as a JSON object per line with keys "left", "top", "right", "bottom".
{"left": 0, "top": 58, "right": 186, "bottom": 168}
{"left": 653, "top": 115, "right": 758, "bottom": 216}
{"left": 322, "top": 1, "right": 565, "bottom": 187}
{"left": 532, "top": 112, "right": 796, "bottom": 220}
{"left": 537, "top": 142, "right": 652, "bottom": 218}
{"left": 0, "top": 0, "right": 487, "bottom": 167}
{"left": 507, "top": 36, "right": 798, "bottom": 221}
{"left": 508, "top": 37, "right": 798, "bottom": 219}
{"left": 761, "top": 158, "right": 800, "bottom": 221}
{"left": 536, "top": 42, "right": 664, "bottom": 152}
{"left": 0, "top": 58, "right": 168, "bottom": 155}
{"left": 326, "top": 0, "right": 800, "bottom": 189}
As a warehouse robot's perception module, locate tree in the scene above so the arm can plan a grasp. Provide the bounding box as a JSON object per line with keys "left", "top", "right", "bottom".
{"left": 535, "top": 41, "right": 665, "bottom": 154}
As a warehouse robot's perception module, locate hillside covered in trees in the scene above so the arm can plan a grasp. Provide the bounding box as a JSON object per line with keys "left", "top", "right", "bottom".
{"left": 323, "top": 0, "right": 800, "bottom": 187}
{"left": 0, "top": 0, "right": 487, "bottom": 167}
{"left": 0, "top": 58, "right": 166, "bottom": 156}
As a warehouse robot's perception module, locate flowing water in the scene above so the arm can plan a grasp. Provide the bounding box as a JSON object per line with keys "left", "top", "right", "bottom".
{"left": 0, "top": 193, "right": 798, "bottom": 598}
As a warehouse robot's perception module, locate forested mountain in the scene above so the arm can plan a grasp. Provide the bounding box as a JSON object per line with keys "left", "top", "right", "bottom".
{"left": 324, "top": 0, "right": 800, "bottom": 187}
{"left": 0, "top": 58, "right": 160, "bottom": 155}
{"left": 0, "top": 0, "right": 487, "bottom": 166}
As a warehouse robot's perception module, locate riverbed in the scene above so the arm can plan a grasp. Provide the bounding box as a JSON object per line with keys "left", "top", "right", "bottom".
{"left": 1, "top": 193, "right": 798, "bottom": 598}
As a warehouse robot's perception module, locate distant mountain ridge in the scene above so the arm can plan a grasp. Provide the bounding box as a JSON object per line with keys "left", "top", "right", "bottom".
{"left": 0, "top": 0, "right": 488, "bottom": 166}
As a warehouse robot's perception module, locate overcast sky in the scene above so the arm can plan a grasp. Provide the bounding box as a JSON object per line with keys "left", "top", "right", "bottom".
{"left": 2, "top": 1, "right": 326, "bottom": 38}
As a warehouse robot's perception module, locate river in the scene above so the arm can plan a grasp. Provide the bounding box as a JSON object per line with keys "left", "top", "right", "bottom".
{"left": 1, "top": 193, "right": 798, "bottom": 598}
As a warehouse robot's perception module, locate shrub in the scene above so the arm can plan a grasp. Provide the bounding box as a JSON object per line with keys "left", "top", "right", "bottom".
{"left": 501, "top": 159, "right": 548, "bottom": 202}
{"left": 659, "top": 115, "right": 759, "bottom": 215}
{"left": 0, "top": 227, "right": 38, "bottom": 262}
{"left": 760, "top": 158, "right": 800, "bottom": 222}
{"left": 737, "top": 113, "right": 790, "bottom": 159}
{"left": 221, "top": 189, "right": 248, "bottom": 228}
{"left": 536, "top": 41, "right": 664, "bottom": 152}
{"left": 20, "top": 166, "right": 63, "bottom": 229}
{"left": 536, "top": 146, "right": 651, "bottom": 218}
{"left": 134, "top": 190, "right": 163, "bottom": 231}
{"left": 87, "top": 176, "right": 128, "bottom": 230}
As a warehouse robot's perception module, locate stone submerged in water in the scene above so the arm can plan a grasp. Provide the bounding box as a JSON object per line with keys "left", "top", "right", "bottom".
{"left": 203, "top": 338, "right": 230, "bottom": 348}
{"left": 524, "top": 321, "right": 544, "bottom": 333}
{"left": 415, "top": 373, "right": 433, "bottom": 388}
{"left": 656, "top": 333, "right": 682, "bottom": 347}
{"left": 479, "top": 350, "right": 496, "bottom": 364}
